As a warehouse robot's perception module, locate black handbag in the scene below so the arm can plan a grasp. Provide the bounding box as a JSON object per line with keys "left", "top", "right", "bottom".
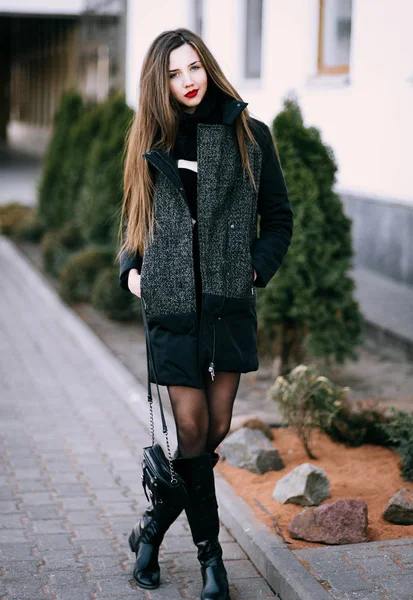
{"left": 140, "top": 297, "right": 187, "bottom": 507}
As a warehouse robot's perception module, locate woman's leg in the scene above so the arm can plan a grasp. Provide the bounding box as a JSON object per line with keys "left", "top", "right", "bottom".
{"left": 166, "top": 385, "right": 209, "bottom": 457}
{"left": 169, "top": 375, "right": 239, "bottom": 600}
{"left": 203, "top": 371, "right": 241, "bottom": 453}
{"left": 130, "top": 385, "right": 209, "bottom": 589}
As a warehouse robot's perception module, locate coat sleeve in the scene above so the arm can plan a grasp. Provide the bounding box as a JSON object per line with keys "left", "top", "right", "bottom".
{"left": 119, "top": 229, "right": 143, "bottom": 291}
{"left": 251, "top": 123, "right": 293, "bottom": 288}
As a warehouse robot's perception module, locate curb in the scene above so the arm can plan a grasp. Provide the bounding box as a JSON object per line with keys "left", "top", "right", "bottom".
{"left": 216, "top": 474, "right": 332, "bottom": 600}
{"left": 4, "top": 236, "right": 332, "bottom": 600}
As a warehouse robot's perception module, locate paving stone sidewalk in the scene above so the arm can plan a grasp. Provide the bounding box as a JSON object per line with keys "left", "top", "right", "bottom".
{"left": 0, "top": 237, "right": 280, "bottom": 600}
{"left": 294, "top": 538, "right": 413, "bottom": 600}
{"left": 0, "top": 144, "right": 42, "bottom": 207}
{"left": 3, "top": 235, "right": 413, "bottom": 600}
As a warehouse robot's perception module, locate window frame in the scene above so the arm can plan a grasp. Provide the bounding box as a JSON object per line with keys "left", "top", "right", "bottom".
{"left": 244, "top": 0, "right": 264, "bottom": 81}
{"left": 317, "top": 0, "right": 352, "bottom": 76}
{"left": 193, "top": 0, "right": 203, "bottom": 37}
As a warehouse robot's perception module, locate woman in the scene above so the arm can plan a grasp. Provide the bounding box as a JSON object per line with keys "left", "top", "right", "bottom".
{"left": 118, "top": 28, "right": 293, "bottom": 600}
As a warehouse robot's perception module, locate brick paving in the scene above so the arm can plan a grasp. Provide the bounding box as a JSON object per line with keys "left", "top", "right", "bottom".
{"left": 0, "top": 236, "right": 280, "bottom": 599}
{"left": 3, "top": 234, "right": 413, "bottom": 600}
{"left": 295, "top": 539, "right": 413, "bottom": 600}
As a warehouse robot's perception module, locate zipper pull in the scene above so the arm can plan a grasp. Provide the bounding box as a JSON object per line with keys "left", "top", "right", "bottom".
{"left": 208, "top": 361, "right": 215, "bottom": 381}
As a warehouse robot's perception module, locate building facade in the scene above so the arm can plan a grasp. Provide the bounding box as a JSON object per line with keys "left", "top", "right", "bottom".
{"left": 0, "top": 0, "right": 126, "bottom": 153}
{"left": 125, "top": 0, "right": 413, "bottom": 288}
{"left": 2, "top": 0, "right": 412, "bottom": 289}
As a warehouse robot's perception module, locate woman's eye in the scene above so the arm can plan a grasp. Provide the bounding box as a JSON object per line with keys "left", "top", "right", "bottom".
{"left": 169, "top": 65, "right": 201, "bottom": 79}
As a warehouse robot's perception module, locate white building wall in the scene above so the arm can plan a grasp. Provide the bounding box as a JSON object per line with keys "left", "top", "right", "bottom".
{"left": 125, "top": 0, "right": 190, "bottom": 109}
{"left": 125, "top": 0, "right": 413, "bottom": 205}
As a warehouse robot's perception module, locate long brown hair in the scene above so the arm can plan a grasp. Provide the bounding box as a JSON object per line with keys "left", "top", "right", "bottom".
{"left": 117, "top": 27, "right": 258, "bottom": 263}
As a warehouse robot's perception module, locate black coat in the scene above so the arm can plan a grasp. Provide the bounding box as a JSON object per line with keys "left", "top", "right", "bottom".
{"left": 119, "top": 98, "right": 293, "bottom": 388}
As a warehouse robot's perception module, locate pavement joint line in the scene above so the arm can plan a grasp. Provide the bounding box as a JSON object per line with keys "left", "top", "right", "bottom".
{"left": 3, "top": 236, "right": 331, "bottom": 600}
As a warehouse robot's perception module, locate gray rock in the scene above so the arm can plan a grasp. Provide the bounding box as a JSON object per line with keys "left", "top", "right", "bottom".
{"left": 219, "top": 427, "right": 284, "bottom": 474}
{"left": 230, "top": 414, "right": 274, "bottom": 440}
{"left": 273, "top": 462, "right": 330, "bottom": 506}
{"left": 383, "top": 488, "right": 413, "bottom": 524}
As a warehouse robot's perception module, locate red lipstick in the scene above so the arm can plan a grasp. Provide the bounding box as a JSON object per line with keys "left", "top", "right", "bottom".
{"left": 185, "top": 89, "right": 199, "bottom": 98}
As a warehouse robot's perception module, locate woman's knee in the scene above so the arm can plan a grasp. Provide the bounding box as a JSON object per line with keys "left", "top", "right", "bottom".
{"left": 175, "top": 418, "right": 209, "bottom": 454}
{"left": 207, "top": 419, "right": 231, "bottom": 446}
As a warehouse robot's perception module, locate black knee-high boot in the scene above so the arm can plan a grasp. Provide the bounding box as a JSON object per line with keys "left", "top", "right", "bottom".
{"left": 174, "top": 453, "right": 230, "bottom": 600}
{"left": 128, "top": 497, "right": 180, "bottom": 589}
{"left": 129, "top": 451, "right": 220, "bottom": 590}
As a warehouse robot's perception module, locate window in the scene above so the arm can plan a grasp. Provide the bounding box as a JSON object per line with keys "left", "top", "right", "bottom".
{"left": 244, "top": 0, "right": 263, "bottom": 79}
{"left": 318, "top": 0, "right": 352, "bottom": 75}
{"left": 193, "top": 0, "right": 203, "bottom": 37}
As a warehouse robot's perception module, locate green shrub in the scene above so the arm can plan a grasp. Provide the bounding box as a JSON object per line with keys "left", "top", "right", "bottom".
{"left": 322, "top": 396, "right": 394, "bottom": 447}
{"left": 59, "top": 101, "right": 105, "bottom": 220}
{"left": 258, "top": 95, "right": 363, "bottom": 375}
{"left": 91, "top": 266, "right": 142, "bottom": 321}
{"left": 268, "top": 364, "right": 346, "bottom": 458}
{"left": 58, "top": 222, "right": 85, "bottom": 251}
{"left": 0, "top": 203, "right": 34, "bottom": 235}
{"left": 41, "top": 222, "right": 85, "bottom": 278}
{"left": 380, "top": 409, "right": 413, "bottom": 481}
{"left": 59, "top": 246, "right": 114, "bottom": 304}
{"left": 37, "top": 90, "right": 85, "bottom": 230}
{"left": 76, "top": 93, "right": 134, "bottom": 248}
{"left": 14, "top": 214, "right": 46, "bottom": 242}
{"left": 42, "top": 231, "right": 70, "bottom": 278}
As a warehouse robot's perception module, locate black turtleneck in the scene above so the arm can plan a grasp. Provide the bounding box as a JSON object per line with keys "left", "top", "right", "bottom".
{"left": 172, "top": 83, "right": 223, "bottom": 219}
{"left": 173, "top": 83, "right": 223, "bottom": 160}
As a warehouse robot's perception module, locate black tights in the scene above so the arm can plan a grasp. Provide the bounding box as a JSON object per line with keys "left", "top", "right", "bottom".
{"left": 167, "top": 371, "right": 241, "bottom": 457}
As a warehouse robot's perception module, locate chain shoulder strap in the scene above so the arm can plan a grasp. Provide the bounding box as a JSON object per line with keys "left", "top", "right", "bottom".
{"left": 140, "top": 297, "right": 177, "bottom": 485}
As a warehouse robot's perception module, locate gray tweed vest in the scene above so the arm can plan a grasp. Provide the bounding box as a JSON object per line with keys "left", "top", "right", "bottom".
{"left": 140, "top": 124, "right": 262, "bottom": 316}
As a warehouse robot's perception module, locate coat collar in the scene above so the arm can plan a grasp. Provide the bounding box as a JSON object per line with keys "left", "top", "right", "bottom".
{"left": 144, "top": 95, "right": 248, "bottom": 155}
{"left": 142, "top": 96, "right": 248, "bottom": 196}
{"left": 221, "top": 97, "right": 249, "bottom": 125}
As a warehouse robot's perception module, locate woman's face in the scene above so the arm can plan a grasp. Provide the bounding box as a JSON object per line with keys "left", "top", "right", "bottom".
{"left": 168, "top": 43, "right": 208, "bottom": 114}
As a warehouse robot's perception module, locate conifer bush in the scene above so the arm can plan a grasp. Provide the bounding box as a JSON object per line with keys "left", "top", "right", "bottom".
{"left": 322, "top": 397, "right": 394, "bottom": 447}
{"left": 380, "top": 410, "right": 413, "bottom": 481}
{"left": 91, "top": 266, "right": 142, "bottom": 321}
{"left": 59, "top": 101, "right": 105, "bottom": 220}
{"left": 58, "top": 221, "right": 85, "bottom": 251}
{"left": 37, "top": 91, "right": 85, "bottom": 230}
{"left": 76, "top": 93, "right": 134, "bottom": 249}
{"left": 59, "top": 246, "right": 114, "bottom": 304}
{"left": 258, "top": 95, "right": 363, "bottom": 375}
{"left": 14, "top": 214, "right": 46, "bottom": 242}
{"left": 42, "top": 231, "right": 70, "bottom": 278}
{"left": 41, "top": 222, "right": 85, "bottom": 278}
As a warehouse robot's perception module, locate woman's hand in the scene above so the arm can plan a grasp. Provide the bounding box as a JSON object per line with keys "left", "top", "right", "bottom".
{"left": 128, "top": 268, "right": 141, "bottom": 297}
{"left": 253, "top": 269, "right": 257, "bottom": 282}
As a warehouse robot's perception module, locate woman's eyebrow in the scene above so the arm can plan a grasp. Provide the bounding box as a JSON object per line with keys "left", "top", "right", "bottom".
{"left": 169, "top": 60, "right": 200, "bottom": 73}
